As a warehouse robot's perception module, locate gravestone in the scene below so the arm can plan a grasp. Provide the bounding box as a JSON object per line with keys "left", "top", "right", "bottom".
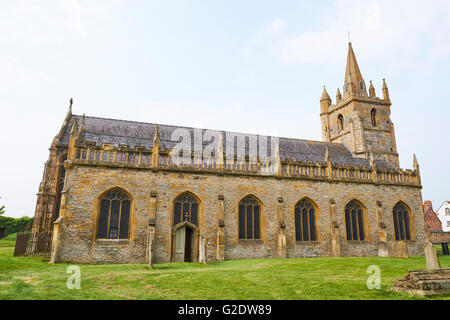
{"left": 388, "top": 241, "right": 408, "bottom": 258}
{"left": 377, "top": 241, "right": 389, "bottom": 257}
{"left": 425, "top": 242, "right": 441, "bottom": 270}
{"left": 199, "top": 234, "right": 207, "bottom": 264}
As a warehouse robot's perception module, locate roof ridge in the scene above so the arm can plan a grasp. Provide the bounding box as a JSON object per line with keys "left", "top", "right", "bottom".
{"left": 73, "top": 114, "right": 347, "bottom": 146}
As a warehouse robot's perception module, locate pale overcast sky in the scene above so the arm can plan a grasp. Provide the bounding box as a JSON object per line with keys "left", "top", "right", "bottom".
{"left": 0, "top": 0, "right": 449, "bottom": 218}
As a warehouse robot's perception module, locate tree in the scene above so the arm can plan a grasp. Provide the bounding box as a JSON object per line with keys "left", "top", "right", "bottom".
{"left": 0, "top": 197, "right": 5, "bottom": 216}
{"left": 0, "top": 197, "right": 33, "bottom": 235}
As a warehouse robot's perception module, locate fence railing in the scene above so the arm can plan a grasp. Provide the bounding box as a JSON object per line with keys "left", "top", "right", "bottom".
{"left": 13, "top": 232, "right": 30, "bottom": 257}
{"left": 13, "top": 232, "right": 52, "bottom": 257}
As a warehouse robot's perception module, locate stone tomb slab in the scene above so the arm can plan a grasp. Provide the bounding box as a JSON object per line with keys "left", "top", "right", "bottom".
{"left": 392, "top": 268, "right": 450, "bottom": 296}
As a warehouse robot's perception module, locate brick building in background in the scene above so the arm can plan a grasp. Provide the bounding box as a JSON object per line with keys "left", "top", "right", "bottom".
{"left": 423, "top": 201, "right": 443, "bottom": 232}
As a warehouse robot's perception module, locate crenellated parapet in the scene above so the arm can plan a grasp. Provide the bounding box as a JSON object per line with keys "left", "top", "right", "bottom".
{"left": 69, "top": 143, "right": 421, "bottom": 187}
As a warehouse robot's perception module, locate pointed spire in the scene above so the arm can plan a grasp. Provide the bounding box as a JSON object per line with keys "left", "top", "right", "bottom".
{"left": 369, "top": 81, "right": 376, "bottom": 98}
{"left": 320, "top": 85, "right": 331, "bottom": 102}
{"left": 382, "top": 78, "right": 390, "bottom": 101}
{"left": 344, "top": 42, "right": 366, "bottom": 97}
{"left": 336, "top": 88, "right": 342, "bottom": 103}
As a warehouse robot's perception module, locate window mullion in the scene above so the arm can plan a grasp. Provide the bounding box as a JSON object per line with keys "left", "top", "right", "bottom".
{"left": 117, "top": 200, "right": 122, "bottom": 238}
{"left": 106, "top": 200, "right": 112, "bottom": 239}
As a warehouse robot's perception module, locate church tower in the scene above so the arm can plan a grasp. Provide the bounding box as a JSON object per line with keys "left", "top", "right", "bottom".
{"left": 320, "top": 42, "right": 399, "bottom": 167}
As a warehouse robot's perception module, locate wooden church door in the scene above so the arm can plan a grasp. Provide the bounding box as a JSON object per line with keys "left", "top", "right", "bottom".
{"left": 174, "top": 226, "right": 186, "bottom": 262}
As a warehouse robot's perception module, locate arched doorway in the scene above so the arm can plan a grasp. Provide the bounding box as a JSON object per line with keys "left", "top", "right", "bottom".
{"left": 174, "top": 224, "right": 195, "bottom": 262}
{"left": 171, "top": 192, "right": 201, "bottom": 262}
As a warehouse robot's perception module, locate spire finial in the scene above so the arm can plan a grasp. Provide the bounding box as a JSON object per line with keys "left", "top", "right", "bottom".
{"left": 336, "top": 88, "right": 342, "bottom": 103}
{"left": 369, "top": 80, "right": 376, "bottom": 98}
{"left": 348, "top": 30, "right": 351, "bottom": 43}
{"left": 153, "top": 125, "right": 160, "bottom": 144}
{"left": 382, "top": 78, "right": 390, "bottom": 100}
{"left": 274, "top": 141, "right": 281, "bottom": 175}
{"left": 324, "top": 145, "right": 330, "bottom": 163}
{"left": 369, "top": 152, "right": 375, "bottom": 168}
{"left": 67, "top": 97, "right": 73, "bottom": 115}
{"left": 320, "top": 85, "right": 331, "bottom": 102}
{"left": 413, "top": 154, "right": 419, "bottom": 169}
{"left": 70, "top": 118, "right": 79, "bottom": 136}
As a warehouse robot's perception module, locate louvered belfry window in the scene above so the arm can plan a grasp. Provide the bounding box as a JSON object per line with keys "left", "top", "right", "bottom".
{"left": 294, "top": 198, "right": 317, "bottom": 241}
{"left": 371, "top": 108, "right": 377, "bottom": 127}
{"left": 338, "top": 114, "right": 344, "bottom": 132}
{"left": 393, "top": 202, "right": 411, "bottom": 241}
{"left": 238, "top": 196, "right": 261, "bottom": 240}
{"left": 174, "top": 193, "right": 199, "bottom": 226}
{"left": 345, "top": 200, "right": 365, "bottom": 241}
{"left": 97, "top": 189, "right": 131, "bottom": 239}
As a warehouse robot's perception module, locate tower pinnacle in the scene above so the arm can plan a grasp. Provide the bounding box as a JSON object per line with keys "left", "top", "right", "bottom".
{"left": 320, "top": 85, "right": 332, "bottom": 114}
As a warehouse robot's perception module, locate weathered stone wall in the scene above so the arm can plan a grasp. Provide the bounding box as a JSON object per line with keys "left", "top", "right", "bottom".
{"left": 56, "top": 163, "right": 426, "bottom": 264}
{"left": 323, "top": 97, "right": 399, "bottom": 167}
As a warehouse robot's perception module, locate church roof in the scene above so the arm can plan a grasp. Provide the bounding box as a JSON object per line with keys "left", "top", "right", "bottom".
{"left": 58, "top": 114, "right": 396, "bottom": 169}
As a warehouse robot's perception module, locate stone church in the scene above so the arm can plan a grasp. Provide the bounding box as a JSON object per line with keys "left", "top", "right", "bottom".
{"left": 31, "top": 42, "right": 426, "bottom": 264}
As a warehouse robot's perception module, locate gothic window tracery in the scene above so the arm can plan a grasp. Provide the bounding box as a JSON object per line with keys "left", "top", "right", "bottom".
{"left": 174, "top": 193, "right": 199, "bottom": 226}
{"left": 345, "top": 200, "right": 365, "bottom": 241}
{"left": 238, "top": 196, "right": 261, "bottom": 239}
{"left": 294, "top": 198, "right": 317, "bottom": 241}
{"left": 97, "top": 189, "right": 131, "bottom": 239}
{"left": 393, "top": 202, "right": 411, "bottom": 241}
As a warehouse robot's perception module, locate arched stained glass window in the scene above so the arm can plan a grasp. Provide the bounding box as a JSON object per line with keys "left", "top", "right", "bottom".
{"left": 97, "top": 189, "right": 131, "bottom": 239}
{"left": 174, "top": 193, "right": 199, "bottom": 226}
{"left": 345, "top": 200, "right": 365, "bottom": 241}
{"left": 294, "top": 198, "right": 317, "bottom": 241}
{"left": 393, "top": 202, "right": 411, "bottom": 241}
{"left": 238, "top": 196, "right": 261, "bottom": 240}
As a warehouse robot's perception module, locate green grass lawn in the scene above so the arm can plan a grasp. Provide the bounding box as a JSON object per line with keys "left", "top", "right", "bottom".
{"left": 0, "top": 239, "right": 449, "bottom": 300}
